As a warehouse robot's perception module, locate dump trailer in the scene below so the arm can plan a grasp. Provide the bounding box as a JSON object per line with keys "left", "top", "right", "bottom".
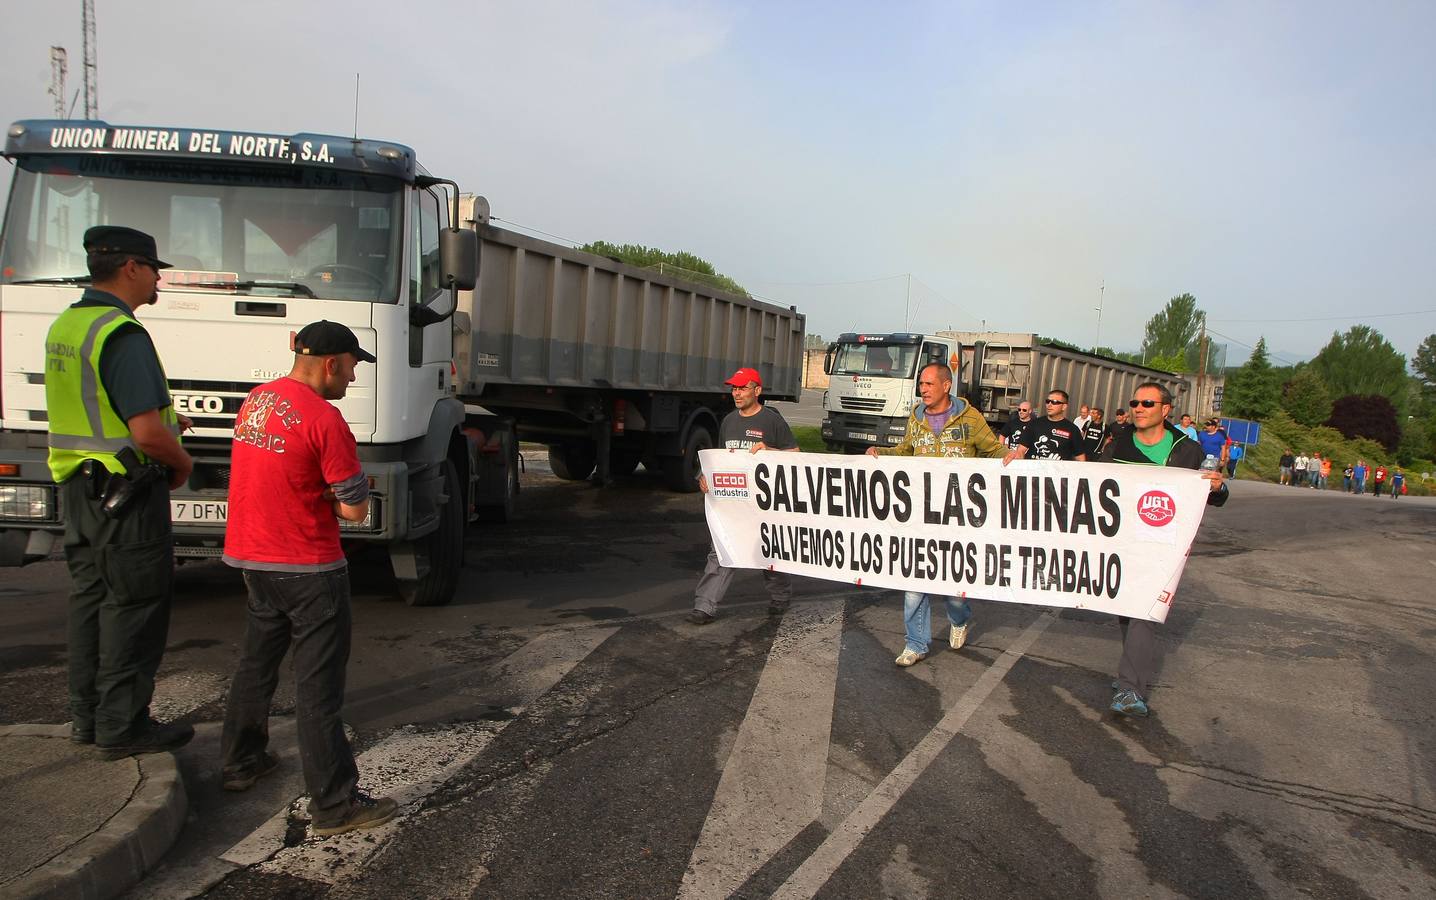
{"left": 942, "top": 331, "right": 1189, "bottom": 429}
{"left": 453, "top": 196, "right": 805, "bottom": 496}
{"left": 0, "top": 119, "right": 804, "bottom": 608}
{"left": 821, "top": 330, "right": 1187, "bottom": 453}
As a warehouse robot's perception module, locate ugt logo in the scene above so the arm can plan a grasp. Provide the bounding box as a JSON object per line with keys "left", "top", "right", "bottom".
{"left": 711, "top": 472, "right": 747, "bottom": 489}
{"left": 1137, "top": 490, "right": 1176, "bottom": 526}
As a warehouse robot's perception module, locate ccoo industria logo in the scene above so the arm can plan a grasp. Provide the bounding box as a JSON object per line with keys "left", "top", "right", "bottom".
{"left": 709, "top": 472, "right": 750, "bottom": 499}
{"left": 1136, "top": 490, "right": 1176, "bottom": 526}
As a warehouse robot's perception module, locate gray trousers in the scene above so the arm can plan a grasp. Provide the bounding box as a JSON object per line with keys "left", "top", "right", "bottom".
{"left": 693, "top": 549, "right": 793, "bottom": 616}
{"left": 1117, "top": 617, "right": 1159, "bottom": 699}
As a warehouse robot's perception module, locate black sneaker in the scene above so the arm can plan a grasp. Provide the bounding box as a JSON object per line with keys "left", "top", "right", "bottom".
{"left": 222, "top": 751, "right": 280, "bottom": 791}
{"left": 768, "top": 601, "right": 790, "bottom": 616}
{"left": 312, "top": 791, "right": 399, "bottom": 837}
{"left": 687, "top": 609, "right": 715, "bottom": 626}
{"left": 97, "top": 719, "right": 195, "bottom": 761}
{"left": 70, "top": 722, "right": 95, "bottom": 745}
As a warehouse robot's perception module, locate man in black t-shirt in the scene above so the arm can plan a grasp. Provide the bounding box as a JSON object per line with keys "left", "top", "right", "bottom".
{"left": 1081, "top": 407, "right": 1106, "bottom": 459}
{"left": 1006, "top": 389, "right": 1087, "bottom": 461}
{"left": 690, "top": 367, "right": 799, "bottom": 625}
{"left": 999, "top": 401, "right": 1034, "bottom": 449}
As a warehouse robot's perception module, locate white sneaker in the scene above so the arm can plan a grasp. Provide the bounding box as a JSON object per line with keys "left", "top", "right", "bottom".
{"left": 949, "top": 623, "right": 970, "bottom": 651}
{"left": 894, "top": 648, "right": 927, "bottom": 667}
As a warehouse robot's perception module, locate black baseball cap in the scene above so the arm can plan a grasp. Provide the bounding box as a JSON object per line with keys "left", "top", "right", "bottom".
{"left": 83, "top": 225, "right": 171, "bottom": 268}
{"left": 294, "top": 320, "right": 377, "bottom": 363}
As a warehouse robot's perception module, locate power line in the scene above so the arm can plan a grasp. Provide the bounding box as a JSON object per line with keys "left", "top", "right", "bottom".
{"left": 1202, "top": 326, "right": 1303, "bottom": 367}
{"left": 1210, "top": 308, "right": 1436, "bottom": 324}
{"left": 746, "top": 273, "right": 911, "bottom": 288}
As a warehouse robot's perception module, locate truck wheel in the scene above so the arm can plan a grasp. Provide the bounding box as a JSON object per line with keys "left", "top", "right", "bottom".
{"left": 664, "top": 426, "right": 713, "bottom": 493}
{"left": 477, "top": 440, "right": 520, "bottom": 524}
{"left": 548, "top": 443, "right": 596, "bottom": 481}
{"left": 398, "top": 459, "right": 464, "bottom": 607}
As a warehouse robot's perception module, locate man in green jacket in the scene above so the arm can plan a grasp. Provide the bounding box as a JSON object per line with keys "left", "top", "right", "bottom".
{"left": 45, "top": 226, "right": 194, "bottom": 759}
{"left": 868, "top": 363, "right": 1008, "bottom": 667}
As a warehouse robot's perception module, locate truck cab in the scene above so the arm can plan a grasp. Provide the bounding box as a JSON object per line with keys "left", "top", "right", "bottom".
{"left": 0, "top": 120, "right": 478, "bottom": 604}
{"left": 820, "top": 333, "right": 957, "bottom": 453}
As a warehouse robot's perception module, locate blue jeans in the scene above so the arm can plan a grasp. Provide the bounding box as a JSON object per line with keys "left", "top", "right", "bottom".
{"left": 221, "top": 567, "right": 358, "bottom": 825}
{"left": 903, "top": 591, "right": 971, "bottom": 654}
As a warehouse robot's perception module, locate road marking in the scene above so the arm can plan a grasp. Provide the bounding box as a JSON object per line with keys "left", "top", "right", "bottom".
{"left": 772, "top": 611, "right": 1055, "bottom": 899}
{"left": 679, "top": 599, "right": 846, "bottom": 900}
{"left": 971, "top": 686, "right": 1177, "bottom": 898}
{"left": 221, "top": 625, "right": 620, "bottom": 879}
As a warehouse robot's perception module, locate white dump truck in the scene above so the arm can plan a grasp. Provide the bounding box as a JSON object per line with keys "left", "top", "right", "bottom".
{"left": 0, "top": 119, "right": 804, "bottom": 605}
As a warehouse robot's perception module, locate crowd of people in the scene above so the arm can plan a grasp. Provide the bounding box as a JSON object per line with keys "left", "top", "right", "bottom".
{"left": 1277, "top": 450, "right": 1406, "bottom": 497}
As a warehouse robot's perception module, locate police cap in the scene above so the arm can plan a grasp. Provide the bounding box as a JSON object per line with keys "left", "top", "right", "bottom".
{"left": 83, "top": 226, "right": 172, "bottom": 269}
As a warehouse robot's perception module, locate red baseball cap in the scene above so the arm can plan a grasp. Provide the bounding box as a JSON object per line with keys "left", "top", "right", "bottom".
{"left": 724, "top": 367, "right": 762, "bottom": 387}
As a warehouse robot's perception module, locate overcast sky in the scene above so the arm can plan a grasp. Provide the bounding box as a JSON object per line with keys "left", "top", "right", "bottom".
{"left": 4, "top": 1, "right": 1433, "bottom": 366}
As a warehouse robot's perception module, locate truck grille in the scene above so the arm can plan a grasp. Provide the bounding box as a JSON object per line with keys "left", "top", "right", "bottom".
{"left": 840, "top": 397, "right": 887, "bottom": 412}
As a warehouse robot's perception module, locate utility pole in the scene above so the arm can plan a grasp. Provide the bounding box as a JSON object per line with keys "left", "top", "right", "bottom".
{"left": 49, "top": 47, "right": 68, "bottom": 118}
{"left": 82, "top": 0, "right": 98, "bottom": 118}
{"left": 1195, "top": 323, "right": 1209, "bottom": 415}
{"left": 1094, "top": 279, "right": 1105, "bottom": 349}
{"left": 903, "top": 273, "right": 912, "bottom": 330}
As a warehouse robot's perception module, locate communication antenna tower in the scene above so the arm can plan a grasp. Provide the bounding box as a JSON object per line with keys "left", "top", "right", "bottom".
{"left": 82, "top": 0, "right": 98, "bottom": 118}
{"left": 49, "top": 47, "right": 69, "bottom": 118}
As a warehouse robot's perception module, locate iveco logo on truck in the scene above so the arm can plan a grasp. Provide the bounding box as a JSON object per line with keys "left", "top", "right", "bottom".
{"left": 172, "top": 394, "right": 226, "bottom": 415}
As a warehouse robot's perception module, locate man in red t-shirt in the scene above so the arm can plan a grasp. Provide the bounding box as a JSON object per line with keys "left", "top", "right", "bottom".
{"left": 218, "top": 321, "right": 397, "bottom": 836}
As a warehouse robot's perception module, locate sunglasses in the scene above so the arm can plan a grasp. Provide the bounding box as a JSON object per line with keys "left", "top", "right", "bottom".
{"left": 1045, "top": 399, "right": 1065, "bottom": 405}
{"left": 1128, "top": 399, "right": 1161, "bottom": 408}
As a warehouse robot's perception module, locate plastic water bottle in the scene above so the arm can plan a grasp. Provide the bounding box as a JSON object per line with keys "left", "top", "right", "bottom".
{"left": 1200, "top": 454, "right": 1220, "bottom": 472}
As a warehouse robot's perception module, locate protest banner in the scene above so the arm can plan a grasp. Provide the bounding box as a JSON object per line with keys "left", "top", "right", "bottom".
{"left": 700, "top": 450, "right": 1216, "bottom": 623}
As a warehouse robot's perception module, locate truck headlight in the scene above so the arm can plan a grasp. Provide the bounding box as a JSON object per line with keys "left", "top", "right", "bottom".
{"left": 0, "top": 485, "right": 56, "bottom": 521}
{"left": 338, "top": 497, "right": 380, "bottom": 532}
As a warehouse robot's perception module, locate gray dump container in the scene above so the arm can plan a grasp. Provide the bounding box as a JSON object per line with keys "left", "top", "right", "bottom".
{"left": 941, "top": 331, "right": 1190, "bottom": 422}
{"left": 456, "top": 223, "right": 805, "bottom": 402}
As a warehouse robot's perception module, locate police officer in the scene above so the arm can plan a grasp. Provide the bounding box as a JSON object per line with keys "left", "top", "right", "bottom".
{"left": 45, "top": 226, "right": 195, "bottom": 760}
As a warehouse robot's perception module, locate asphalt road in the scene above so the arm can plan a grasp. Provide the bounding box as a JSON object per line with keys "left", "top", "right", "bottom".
{"left": 1, "top": 467, "right": 1433, "bottom": 899}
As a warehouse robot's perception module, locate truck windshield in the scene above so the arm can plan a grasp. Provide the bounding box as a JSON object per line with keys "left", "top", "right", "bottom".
{"left": 0, "top": 154, "right": 405, "bottom": 303}
{"left": 829, "top": 342, "right": 920, "bottom": 378}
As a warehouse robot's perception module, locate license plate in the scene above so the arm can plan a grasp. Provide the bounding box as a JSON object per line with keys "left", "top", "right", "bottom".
{"left": 171, "top": 500, "right": 228, "bottom": 523}
{"left": 856, "top": 433, "right": 878, "bottom": 442}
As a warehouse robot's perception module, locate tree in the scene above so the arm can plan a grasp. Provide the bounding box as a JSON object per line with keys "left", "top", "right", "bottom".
{"left": 1414, "top": 333, "right": 1436, "bottom": 389}
{"left": 1280, "top": 369, "right": 1332, "bottom": 426}
{"left": 1325, "top": 394, "right": 1400, "bottom": 452}
{"left": 1307, "top": 326, "right": 1408, "bottom": 412}
{"left": 579, "top": 241, "right": 747, "bottom": 296}
{"left": 1141, "top": 293, "right": 1205, "bottom": 362}
{"left": 1222, "top": 336, "right": 1281, "bottom": 420}
{"left": 1144, "top": 352, "right": 1187, "bottom": 374}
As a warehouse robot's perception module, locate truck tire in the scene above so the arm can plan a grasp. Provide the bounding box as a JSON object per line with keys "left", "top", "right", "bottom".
{"left": 548, "top": 442, "right": 596, "bottom": 481}
{"left": 398, "top": 459, "right": 464, "bottom": 607}
{"left": 477, "top": 439, "right": 520, "bottom": 524}
{"left": 663, "top": 425, "right": 713, "bottom": 493}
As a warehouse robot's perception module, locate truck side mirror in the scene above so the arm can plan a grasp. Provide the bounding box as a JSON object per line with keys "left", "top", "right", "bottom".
{"left": 440, "top": 228, "right": 478, "bottom": 291}
{"left": 823, "top": 343, "right": 837, "bottom": 375}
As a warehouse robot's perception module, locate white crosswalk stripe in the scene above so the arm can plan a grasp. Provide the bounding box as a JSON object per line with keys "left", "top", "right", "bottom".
{"left": 679, "top": 599, "right": 846, "bottom": 899}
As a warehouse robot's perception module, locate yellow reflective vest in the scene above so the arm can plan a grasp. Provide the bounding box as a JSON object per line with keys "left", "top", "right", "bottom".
{"left": 44, "top": 301, "right": 179, "bottom": 481}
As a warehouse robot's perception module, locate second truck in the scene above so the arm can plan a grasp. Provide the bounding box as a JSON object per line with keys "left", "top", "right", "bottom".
{"left": 820, "top": 331, "right": 1188, "bottom": 453}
